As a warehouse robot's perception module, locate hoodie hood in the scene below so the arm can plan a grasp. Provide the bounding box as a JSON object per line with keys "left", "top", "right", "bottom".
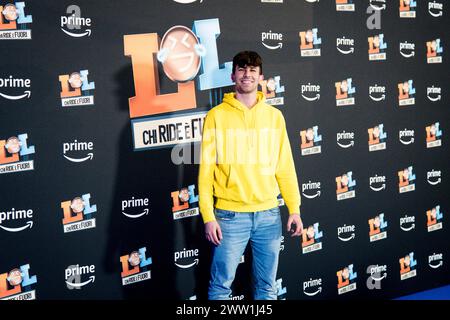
{"left": 220, "top": 91, "right": 267, "bottom": 149}
{"left": 222, "top": 91, "right": 266, "bottom": 112}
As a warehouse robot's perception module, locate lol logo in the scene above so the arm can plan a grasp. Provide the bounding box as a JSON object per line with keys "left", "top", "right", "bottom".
{"left": 0, "top": 264, "right": 37, "bottom": 300}
{"left": 0, "top": 2, "right": 32, "bottom": 27}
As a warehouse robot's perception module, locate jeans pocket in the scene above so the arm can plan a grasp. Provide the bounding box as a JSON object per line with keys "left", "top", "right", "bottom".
{"left": 214, "top": 208, "right": 236, "bottom": 221}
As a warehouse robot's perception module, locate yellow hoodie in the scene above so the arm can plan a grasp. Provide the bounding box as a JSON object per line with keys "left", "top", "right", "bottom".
{"left": 198, "top": 91, "right": 301, "bottom": 223}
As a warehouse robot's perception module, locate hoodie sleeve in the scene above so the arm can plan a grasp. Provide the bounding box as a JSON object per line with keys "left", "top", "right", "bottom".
{"left": 198, "top": 111, "right": 216, "bottom": 223}
{"left": 275, "top": 113, "right": 301, "bottom": 215}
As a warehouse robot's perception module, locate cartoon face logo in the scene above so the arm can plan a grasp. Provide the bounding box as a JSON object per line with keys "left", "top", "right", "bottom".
{"left": 372, "top": 126, "right": 380, "bottom": 138}
{"left": 5, "top": 136, "right": 21, "bottom": 154}
{"left": 68, "top": 72, "right": 83, "bottom": 89}
{"left": 305, "top": 29, "right": 313, "bottom": 44}
{"left": 306, "top": 128, "right": 314, "bottom": 142}
{"left": 178, "top": 187, "right": 190, "bottom": 202}
{"left": 373, "top": 215, "right": 381, "bottom": 228}
{"left": 372, "top": 35, "right": 380, "bottom": 48}
{"left": 7, "top": 268, "right": 22, "bottom": 286}
{"left": 306, "top": 225, "right": 315, "bottom": 239}
{"left": 341, "top": 174, "right": 349, "bottom": 187}
{"left": 2, "top": 3, "right": 19, "bottom": 21}
{"left": 128, "top": 251, "right": 141, "bottom": 267}
{"left": 404, "top": 255, "right": 411, "bottom": 267}
{"left": 402, "top": 169, "right": 410, "bottom": 180}
{"left": 342, "top": 267, "right": 349, "bottom": 280}
{"left": 430, "top": 207, "right": 437, "bottom": 220}
{"left": 157, "top": 26, "right": 205, "bottom": 83}
{"left": 266, "top": 78, "right": 277, "bottom": 92}
{"left": 402, "top": 81, "right": 410, "bottom": 94}
{"left": 430, "top": 40, "right": 438, "bottom": 52}
{"left": 429, "top": 124, "right": 437, "bottom": 137}
{"left": 340, "top": 80, "right": 349, "bottom": 93}
{"left": 70, "top": 197, "right": 85, "bottom": 213}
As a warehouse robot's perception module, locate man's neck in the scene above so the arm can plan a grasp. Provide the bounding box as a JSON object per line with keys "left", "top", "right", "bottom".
{"left": 235, "top": 91, "right": 258, "bottom": 109}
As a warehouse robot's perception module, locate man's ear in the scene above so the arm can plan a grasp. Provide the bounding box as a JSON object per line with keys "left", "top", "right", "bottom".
{"left": 231, "top": 73, "right": 236, "bottom": 83}
{"left": 259, "top": 74, "right": 264, "bottom": 82}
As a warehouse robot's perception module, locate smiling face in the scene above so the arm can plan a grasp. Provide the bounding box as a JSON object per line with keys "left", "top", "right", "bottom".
{"left": 374, "top": 216, "right": 381, "bottom": 228}
{"left": 306, "top": 226, "right": 315, "bottom": 239}
{"left": 373, "top": 36, "right": 380, "bottom": 48}
{"left": 2, "top": 4, "right": 18, "bottom": 21}
{"left": 159, "top": 26, "right": 202, "bottom": 82}
{"left": 68, "top": 72, "right": 82, "bottom": 89}
{"left": 341, "top": 80, "right": 348, "bottom": 93}
{"left": 306, "top": 128, "right": 314, "bottom": 142}
{"left": 403, "top": 169, "right": 410, "bottom": 180}
{"left": 129, "top": 251, "right": 141, "bottom": 267}
{"left": 341, "top": 174, "right": 349, "bottom": 187}
{"left": 404, "top": 255, "right": 411, "bottom": 267}
{"left": 373, "top": 126, "right": 380, "bottom": 138}
{"left": 6, "top": 136, "right": 21, "bottom": 154}
{"left": 342, "top": 267, "right": 349, "bottom": 280}
{"left": 8, "top": 269, "right": 22, "bottom": 286}
{"left": 71, "top": 197, "right": 85, "bottom": 213}
{"left": 179, "top": 188, "right": 190, "bottom": 202}
{"left": 266, "top": 78, "right": 276, "bottom": 92}
{"left": 232, "top": 65, "right": 263, "bottom": 95}
{"left": 403, "top": 81, "right": 409, "bottom": 93}
{"left": 431, "top": 208, "right": 437, "bottom": 219}
{"left": 305, "top": 30, "right": 313, "bottom": 43}
{"left": 431, "top": 40, "right": 437, "bottom": 52}
{"left": 430, "top": 124, "right": 436, "bottom": 136}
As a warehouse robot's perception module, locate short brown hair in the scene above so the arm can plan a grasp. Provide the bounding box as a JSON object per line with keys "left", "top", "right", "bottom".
{"left": 232, "top": 51, "right": 263, "bottom": 74}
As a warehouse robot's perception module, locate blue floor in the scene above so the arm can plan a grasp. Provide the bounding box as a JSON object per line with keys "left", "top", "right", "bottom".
{"left": 395, "top": 284, "right": 450, "bottom": 300}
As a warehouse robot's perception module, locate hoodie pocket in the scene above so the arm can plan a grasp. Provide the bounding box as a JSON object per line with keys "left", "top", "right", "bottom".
{"left": 226, "top": 165, "right": 236, "bottom": 188}
{"left": 215, "top": 164, "right": 230, "bottom": 187}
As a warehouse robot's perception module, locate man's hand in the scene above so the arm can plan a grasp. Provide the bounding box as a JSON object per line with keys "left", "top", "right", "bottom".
{"left": 287, "top": 214, "right": 303, "bottom": 237}
{"left": 205, "top": 221, "right": 223, "bottom": 245}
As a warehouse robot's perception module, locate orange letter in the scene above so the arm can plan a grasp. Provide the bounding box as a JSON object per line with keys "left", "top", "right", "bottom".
{"left": 0, "top": 272, "right": 21, "bottom": 298}
{"left": 299, "top": 32, "right": 313, "bottom": 50}
{"left": 0, "top": 140, "right": 19, "bottom": 165}
{"left": 398, "top": 83, "right": 408, "bottom": 100}
{"left": 0, "top": 6, "right": 17, "bottom": 30}
{"left": 120, "top": 255, "right": 140, "bottom": 277}
{"left": 61, "top": 200, "right": 83, "bottom": 225}
{"left": 426, "top": 210, "right": 436, "bottom": 226}
{"left": 171, "top": 191, "right": 189, "bottom": 212}
{"left": 59, "top": 75, "right": 81, "bottom": 98}
{"left": 124, "top": 33, "right": 196, "bottom": 118}
{"left": 337, "top": 270, "right": 349, "bottom": 289}
{"left": 301, "top": 229, "right": 315, "bottom": 248}
{"left": 368, "top": 128, "right": 379, "bottom": 145}
{"left": 426, "top": 126, "right": 436, "bottom": 142}
{"left": 399, "top": 258, "right": 410, "bottom": 274}
{"left": 336, "top": 177, "right": 348, "bottom": 194}
{"left": 300, "top": 131, "right": 313, "bottom": 149}
{"left": 368, "top": 219, "right": 380, "bottom": 236}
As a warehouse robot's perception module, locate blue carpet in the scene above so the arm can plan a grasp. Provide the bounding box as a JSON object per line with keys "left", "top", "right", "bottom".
{"left": 395, "top": 284, "right": 450, "bottom": 300}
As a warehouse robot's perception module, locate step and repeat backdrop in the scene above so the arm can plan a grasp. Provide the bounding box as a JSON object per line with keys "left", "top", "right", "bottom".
{"left": 0, "top": 0, "right": 448, "bottom": 300}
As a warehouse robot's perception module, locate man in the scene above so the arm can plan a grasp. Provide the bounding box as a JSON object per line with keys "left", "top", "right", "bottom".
{"left": 198, "top": 51, "right": 302, "bottom": 300}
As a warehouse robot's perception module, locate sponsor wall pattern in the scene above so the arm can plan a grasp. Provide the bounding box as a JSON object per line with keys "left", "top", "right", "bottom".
{"left": 0, "top": 0, "right": 448, "bottom": 300}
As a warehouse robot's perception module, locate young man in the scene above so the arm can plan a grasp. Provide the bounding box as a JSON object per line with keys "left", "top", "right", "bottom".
{"left": 198, "top": 51, "right": 302, "bottom": 300}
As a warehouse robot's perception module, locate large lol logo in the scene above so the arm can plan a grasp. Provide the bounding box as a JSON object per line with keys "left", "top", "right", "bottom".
{"left": 124, "top": 18, "right": 234, "bottom": 151}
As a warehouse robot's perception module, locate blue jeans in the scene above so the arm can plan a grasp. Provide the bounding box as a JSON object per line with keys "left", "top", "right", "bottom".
{"left": 208, "top": 206, "right": 282, "bottom": 300}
